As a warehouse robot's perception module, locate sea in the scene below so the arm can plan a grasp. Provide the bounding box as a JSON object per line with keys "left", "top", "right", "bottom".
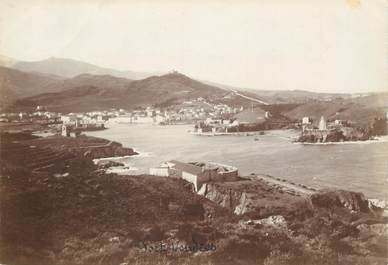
{"left": 86, "top": 123, "right": 388, "bottom": 200}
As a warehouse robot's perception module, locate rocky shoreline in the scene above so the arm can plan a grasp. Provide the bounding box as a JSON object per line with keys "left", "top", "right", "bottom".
{"left": 296, "top": 131, "right": 370, "bottom": 143}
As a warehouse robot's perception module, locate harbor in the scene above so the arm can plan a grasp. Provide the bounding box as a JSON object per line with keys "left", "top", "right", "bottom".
{"left": 86, "top": 123, "right": 388, "bottom": 200}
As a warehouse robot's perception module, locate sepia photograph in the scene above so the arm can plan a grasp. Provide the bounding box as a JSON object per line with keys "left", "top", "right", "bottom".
{"left": 0, "top": 0, "right": 387, "bottom": 264}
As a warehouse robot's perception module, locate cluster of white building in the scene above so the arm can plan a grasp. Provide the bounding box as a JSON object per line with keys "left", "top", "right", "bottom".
{"left": 60, "top": 112, "right": 108, "bottom": 132}
{"left": 172, "top": 99, "right": 241, "bottom": 122}
{"left": 106, "top": 98, "right": 243, "bottom": 125}
{"left": 1, "top": 98, "right": 259, "bottom": 130}
{"left": 109, "top": 107, "right": 169, "bottom": 124}
{"left": 0, "top": 108, "right": 61, "bottom": 123}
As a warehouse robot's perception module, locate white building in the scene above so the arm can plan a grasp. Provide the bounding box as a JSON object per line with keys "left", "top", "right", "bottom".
{"left": 302, "top": 117, "right": 311, "bottom": 124}
{"left": 154, "top": 114, "right": 166, "bottom": 124}
{"left": 61, "top": 114, "right": 77, "bottom": 125}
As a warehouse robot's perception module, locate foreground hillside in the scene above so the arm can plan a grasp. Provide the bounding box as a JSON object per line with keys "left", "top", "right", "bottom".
{"left": 1, "top": 132, "right": 387, "bottom": 265}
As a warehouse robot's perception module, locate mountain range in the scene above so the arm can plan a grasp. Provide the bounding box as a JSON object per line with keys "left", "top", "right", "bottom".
{"left": 0, "top": 54, "right": 160, "bottom": 80}
{"left": 0, "top": 54, "right": 386, "bottom": 125}
{"left": 0, "top": 66, "right": 64, "bottom": 108}
{"left": 0, "top": 55, "right": 262, "bottom": 112}
{"left": 10, "top": 71, "right": 232, "bottom": 113}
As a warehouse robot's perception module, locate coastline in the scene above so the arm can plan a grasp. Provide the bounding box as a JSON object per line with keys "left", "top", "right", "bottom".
{"left": 2, "top": 130, "right": 388, "bottom": 265}
{"left": 93, "top": 134, "right": 388, "bottom": 206}
{"left": 189, "top": 131, "right": 262, "bottom": 136}
{"left": 295, "top": 135, "right": 388, "bottom": 145}
{"left": 85, "top": 124, "right": 388, "bottom": 200}
{"left": 188, "top": 129, "right": 299, "bottom": 138}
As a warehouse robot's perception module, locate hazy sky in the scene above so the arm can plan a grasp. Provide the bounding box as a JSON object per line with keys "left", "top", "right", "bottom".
{"left": 0, "top": 0, "right": 387, "bottom": 93}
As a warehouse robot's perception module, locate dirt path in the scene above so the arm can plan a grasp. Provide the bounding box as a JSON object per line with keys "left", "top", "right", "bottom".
{"left": 230, "top": 89, "right": 269, "bottom": 105}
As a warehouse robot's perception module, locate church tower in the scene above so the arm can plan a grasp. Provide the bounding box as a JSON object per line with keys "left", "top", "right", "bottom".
{"left": 318, "top": 116, "right": 327, "bottom": 131}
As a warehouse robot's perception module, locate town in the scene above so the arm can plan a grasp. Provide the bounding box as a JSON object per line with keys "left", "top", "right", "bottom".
{"left": 0, "top": 97, "right": 239, "bottom": 133}
{"left": 1, "top": 96, "right": 387, "bottom": 142}
{"left": 2, "top": 1, "right": 388, "bottom": 264}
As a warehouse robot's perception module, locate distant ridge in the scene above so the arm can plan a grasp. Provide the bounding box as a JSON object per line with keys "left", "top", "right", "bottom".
{"left": 0, "top": 55, "right": 161, "bottom": 80}
{"left": 7, "top": 71, "right": 232, "bottom": 113}
{"left": 0, "top": 66, "right": 64, "bottom": 109}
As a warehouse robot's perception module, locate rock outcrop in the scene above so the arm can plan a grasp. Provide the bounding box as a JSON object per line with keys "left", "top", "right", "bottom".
{"left": 81, "top": 141, "right": 137, "bottom": 159}
{"left": 198, "top": 181, "right": 307, "bottom": 218}
{"left": 309, "top": 190, "right": 377, "bottom": 213}
{"left": 96, "top": 160, "right": 125, "bottom": 169}
{"left": 243, "top": 215, "right": 288, "bottom": 229}
{"left": 199, "top": 183, "right": 253, "bottom": 215}
{"left": 200, "top": 183, "right": 385, "bottom": 221}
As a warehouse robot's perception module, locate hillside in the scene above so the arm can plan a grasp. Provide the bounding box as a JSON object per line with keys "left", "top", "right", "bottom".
{"left": 233, "top": 107, "right": 267, "bottom": 124}
{"left": 202, "top": 79, "right": 351, "bottom": 104}
{"left": 0, "top": 66, "right": 64, "bottom": 109}
{"left": 1, "top": 55, "right": 159, "bottom": 80}
{"left": 248, "top": 89, "right": 351, "bottom": 104}
{"left": 345, "top": 92, "right": 388, "bottom": 108}
{"left": 3, "top": 55, "right": 362, "bottom": 106}
{"left": 9, "top": 72, "right": 230, "bottom": 113}
{"left": 0, "top": 67, "right": 138, "bottom": 111}
{"left": 1, "top": 132, "right": 387, "bottom": 265}
{"left": 61, "top": 74, "right": 132, "bottom": 92}
{"left": 283, "top": 99, "right": 387, "bottom": 126}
